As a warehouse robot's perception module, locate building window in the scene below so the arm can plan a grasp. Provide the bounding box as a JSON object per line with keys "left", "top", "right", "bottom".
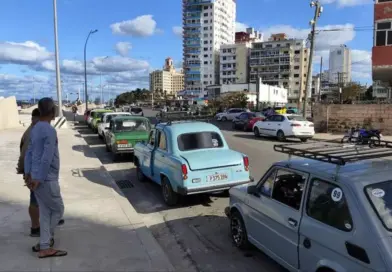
{"left": 376, "top": 22, "right": 392, "bottom": 46}
{"left": 204, "top": 13, "right": 208, "bottom": 16}
{"left": 294, "top": 50, "right": 300, "bottom": 54}
{"left": 294, "top": 74, "right": 299, "bottom": 78}
{"left": 294, "top": 66, "right": 299, "bottom": 69}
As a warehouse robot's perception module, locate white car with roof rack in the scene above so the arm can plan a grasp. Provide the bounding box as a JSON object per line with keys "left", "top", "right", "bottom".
{"left": 253, "top": 114, "right": 314, "bottom": 142}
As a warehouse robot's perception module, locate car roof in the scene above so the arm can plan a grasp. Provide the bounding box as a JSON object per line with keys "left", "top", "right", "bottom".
{"left": 156, "top": 121, "right": 221, "bottom": 135}
{"left": 103, "top": 112, "right": 128, "bottom": 116}
{"left": 112, "top": 116, "right": 149, "bottom": 121}
{"left": 274, "top": 158, "right": 392, "bottom": 188}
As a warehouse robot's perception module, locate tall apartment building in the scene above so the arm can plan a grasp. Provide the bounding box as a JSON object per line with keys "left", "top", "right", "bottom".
{"left": 328, "top": 45, "right": 351, "bottom": 85}
{"left": 249, "top": 33, "right": 309, "bottom": 104}
{"left": 182, "top": 0, "right": 236, "bottom": 98}
{"left": 372, "top": 0, "right": 392, "bottom": 92}
{"left": 235, "top": 27, "right": 263, "bottom": 44}
{"left": 149, "top": 58, "right": 184, "bottom": 97}
{"left": 219, "top": 43, "right": 250, "bottom": 85}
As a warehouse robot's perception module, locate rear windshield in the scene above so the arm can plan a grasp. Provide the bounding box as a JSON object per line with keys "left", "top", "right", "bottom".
{"left": 253, "top": 112, "right": 264, "bottom": 118}
{"left": 131, "top": 108, "right": 143, "bottom": 113}
{"left": 113, "top": 119, "right": 150, "bottom": 132}
{"left": 287, "top": 115, "right": 307, "bottom": 121}
{"left": 177, "top": 132, "right": 224, "bottom": 151}
{"left": 365, "top": 181, "right": 392, "bottom": 231}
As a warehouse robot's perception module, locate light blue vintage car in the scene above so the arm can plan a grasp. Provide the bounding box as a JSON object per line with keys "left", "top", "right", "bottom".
{"left": 133, "top": 121, "right": 251, "bottom": 205}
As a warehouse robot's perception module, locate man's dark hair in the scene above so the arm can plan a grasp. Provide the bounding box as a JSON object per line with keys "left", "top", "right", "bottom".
{"left": 38, "top": 97, "right": 56, "bottom": 117}
{"left": 32, "top": 108, "right": 40, "bottom": 117}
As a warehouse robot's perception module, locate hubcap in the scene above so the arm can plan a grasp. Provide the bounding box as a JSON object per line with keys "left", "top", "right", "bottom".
{"left": 231, "top": 217, "right": 243, "bottom": 245}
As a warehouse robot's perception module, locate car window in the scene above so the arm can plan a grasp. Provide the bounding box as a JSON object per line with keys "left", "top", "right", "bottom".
{"left": 273, "top": 115, "right": 285, "bottom": 122}
{"left": 259, "top": 168, "right": 278, "bottom": 197}
{"left": 177, "top": 132, "right": 223, "bottom": 151}
{"left": 365, "top": 181, "right": 392, "bottom": 231}
{"left": 307, "top": 179, "right": 353, "bottom": 232}
{"left": 148, "top": 129, "right": 156, "bottom": 146}
{"left": 131, "top": 108, "right": 143, "bottom": 114}
{"left": 287, "top": 115, "right": 307, "bottom": 121}
{"left": 239, "top": 113, "right": 247, "bottom": 119}
{"left": 227, "top": 109, "right": 235, "bottom": 113}
{"left": 113, "top": 119, "right": 149, "bottom": 132}
{"left": 157, "top": 131, "right": 167, "bottom": 151}
{"left": 271, "top": 169, "right": 307, "bottom": 210}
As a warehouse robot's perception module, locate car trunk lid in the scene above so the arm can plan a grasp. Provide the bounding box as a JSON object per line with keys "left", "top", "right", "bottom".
{"left": 180, "top": 149, "right": 243, "bottom": 171}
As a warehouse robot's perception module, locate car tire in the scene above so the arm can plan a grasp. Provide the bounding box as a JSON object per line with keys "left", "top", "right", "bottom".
{"left": 105, "top": 143, "right": 110, "bottom": 152}
{"left": 112, "top": 153, "right": 119, "bottom": 162}
{"left": 300, "top": 138, "right": 308, "bottom": 143}
{"left": 232, "top": 122, "right": 236, "bottom": 129}
{"left": 230, "top": 210, "right": 250, "bottom": 250}
{"left": 161, "top": 177, "right": 178, "bottom": 206}
{"left": 221, "top": 117, "right": 227, "bottom": 122}
{"left": 277, "top": 130, "right": 286, "bottom": 141}
{"left": 136, "top": 166, "right": 147, "bottom": 182}
{"left": 243, "top": 124, "right": 249, "bottom": 132}
{"left": 369, "top": 135, "right": 381, "bottom": 147}
{"left": 253, "top": 127, "right": 260, "bottom": 138}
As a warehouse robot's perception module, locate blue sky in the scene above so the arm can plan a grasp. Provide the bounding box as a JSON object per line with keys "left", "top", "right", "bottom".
{"left": 0, "top": 0, "right": 374, "bottom": 100}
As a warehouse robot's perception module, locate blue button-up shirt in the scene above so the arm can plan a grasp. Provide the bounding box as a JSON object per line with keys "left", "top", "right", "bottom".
{"left": 24, "top": 121, "right": 60, "bottom": 182}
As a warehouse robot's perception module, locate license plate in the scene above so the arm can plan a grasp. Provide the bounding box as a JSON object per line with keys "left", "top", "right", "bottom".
{"left": 118, "top": 144, "right": 132, "bottom": 148}
{"left": 207, "top": 173, "right": 228, "bottom": 182}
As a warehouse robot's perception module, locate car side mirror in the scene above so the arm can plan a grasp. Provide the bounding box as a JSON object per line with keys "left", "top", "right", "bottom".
{"left": 247, "top": 185, "right": 260, "bottom": 197}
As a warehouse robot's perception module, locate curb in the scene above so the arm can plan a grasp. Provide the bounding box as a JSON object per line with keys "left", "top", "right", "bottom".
{"left": 70, "top": 122, "right": 175, "bottom": 272}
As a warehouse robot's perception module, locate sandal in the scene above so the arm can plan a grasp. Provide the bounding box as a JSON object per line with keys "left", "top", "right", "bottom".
{"left": 32, "top": 238, "right": 54, "bottom": 252}
{"left": 38, "top": 250, "right": 67, "bottom": 258}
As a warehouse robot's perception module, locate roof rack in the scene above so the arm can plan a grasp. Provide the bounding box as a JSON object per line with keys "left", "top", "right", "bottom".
{"left": 274, "top": 140, "right": 392, "bottom": 166}
{"left": 156, "top": 112, "right": 215, "bottom": 125}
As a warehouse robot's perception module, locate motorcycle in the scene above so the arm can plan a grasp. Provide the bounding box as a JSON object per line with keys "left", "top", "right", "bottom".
{"left": 341, "top": 127, "right": 382, "bottom": 146}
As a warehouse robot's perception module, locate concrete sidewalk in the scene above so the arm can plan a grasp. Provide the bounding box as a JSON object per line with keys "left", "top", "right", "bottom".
{"left": 0, "top": 125, "right": 174, "bottom": 271}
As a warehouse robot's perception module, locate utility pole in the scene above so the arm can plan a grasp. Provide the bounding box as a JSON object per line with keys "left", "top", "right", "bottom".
{"left": 256, "top": 76, "right": 261, "bottom": 111}
{"left": 318, "top": 56, "right": 323, "bottom": 102}
{"left": 53, "top": 0, "right": 63, "bottom": 117}
{"left": 303, "top": 1, "right": 323, "bottom": 118}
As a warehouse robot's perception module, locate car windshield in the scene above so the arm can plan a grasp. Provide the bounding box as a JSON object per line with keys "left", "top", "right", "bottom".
{"left": 113, "top": 119, "right": 150, "bottom": 132}
{"left": 365, "top": 181, "right": 392, "bottom": 231}
{"left": 287, "top": 115, "right": 307, "bottom": 121}
{"left": 131, "top": 108, "right": 143, "bottom": 114}
{"left": 253, "top": 112, "right": 264, "bottom": 118}
{"left": 177, "top": 132, "right": 224, "bottom": 151}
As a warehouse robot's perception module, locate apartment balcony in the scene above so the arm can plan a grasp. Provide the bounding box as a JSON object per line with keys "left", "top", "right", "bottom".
{"left": 250, "top": 70, "right": 279, "bottom": 74}
{"left": 185, "top": 63, "right": 201, "bottom": 67}
{"left": 186, "top": 70, "right": 201, "bottom": 75}
{"left": 184, "top": 0, "right": 213, "bottom": 7}
{"left": 372, "top": 46, "right": 392, "bottom": 82}
{"left": 184, "top": 23, "right": 201, "bottom": 28}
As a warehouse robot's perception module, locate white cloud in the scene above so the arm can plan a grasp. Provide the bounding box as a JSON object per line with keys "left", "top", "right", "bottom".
{"left": 351, "top": 49, "right": 371, "bottom": 79}
{"left": 92, "top": 56, "right": 149, "bottom": 73}
{"left": 320, "top": 0, "right": 372, "bottom": 7}
{"left": 110, "top": 15, "right": 158, "bottom": 37}
{"left": 262, "top": 24, "right": 355, "bottom": 51}
{"left": 115, "top": 42, "right": 132, "bottom": 57}
{"left": 236, "top": 22, "right": 249, "bottom": 32}
{"left": 0, "top": 41, "right": 52, "bottom": 65}
{"left": 172, "top": 26, "right": 183, "bottom": 37}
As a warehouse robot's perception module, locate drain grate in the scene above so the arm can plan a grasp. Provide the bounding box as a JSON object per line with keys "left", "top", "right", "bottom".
{"left": 115, "top": 179, "right": 134, "bottom": 189}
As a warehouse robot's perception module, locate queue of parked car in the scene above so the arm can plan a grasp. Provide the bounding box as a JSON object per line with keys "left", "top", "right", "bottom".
{"left": 81, "top": 106, "right": 392, "bottom": 272}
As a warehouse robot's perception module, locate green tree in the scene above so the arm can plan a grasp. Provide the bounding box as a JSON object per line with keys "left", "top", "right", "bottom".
{"left": 221, "top": 92, "right": 248, "bottom": 108}
{"left": 364, "top": 85, "right": 373, "bottom": 101}
{"left": 342, "top": 82, "right": 364, "bottom": 101}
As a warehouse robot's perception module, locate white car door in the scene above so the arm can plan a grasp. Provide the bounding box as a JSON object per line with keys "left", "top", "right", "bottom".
{"left": 271, "top": 115, "right": 285, "bottom": 136}
{"left": 255, "top": 116, "right": 271, "bottom": 135}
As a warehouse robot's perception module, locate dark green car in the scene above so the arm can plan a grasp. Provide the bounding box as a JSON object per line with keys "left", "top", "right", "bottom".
{"left": 105, "top": 116, "right": 151, "bottom": 160}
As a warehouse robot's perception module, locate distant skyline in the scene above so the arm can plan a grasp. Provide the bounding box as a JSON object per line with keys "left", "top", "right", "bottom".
{"left": 0, "top": 0, "right": 373, "bottom": 100}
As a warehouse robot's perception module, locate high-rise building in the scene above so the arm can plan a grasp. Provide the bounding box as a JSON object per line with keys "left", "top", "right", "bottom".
{"left": 220, "top": 43, "right": 251, "bottom": 85}
{"left": 149, "top": 58, "right": 184, "bottom": 97}
{"left": 182, "top": 0, "right": 236, "bottom": 98}
{"left": 328, "top": 45, "right": 351, "bottom": 85}
{"left": 249, "top": 33, "right": 309, "bottom": 104}
{"left": 372, "top": 0, "right": 392, "bottom": 89}
{"left": 235, "top": 27, "right": 263, "bottom": 44}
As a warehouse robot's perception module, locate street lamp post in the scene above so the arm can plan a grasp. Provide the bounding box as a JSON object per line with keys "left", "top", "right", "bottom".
{"left": 84, "top": 29, "right": 98, "bottom": 111}
{"left": 53, "top": 0, "right": 63, "bottom": 117}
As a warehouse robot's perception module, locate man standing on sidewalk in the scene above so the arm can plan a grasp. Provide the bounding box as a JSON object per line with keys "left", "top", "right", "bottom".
{"left": 24, "top": 98, "right": 67, "bottom": 258}
{"left": 17, "top": 109, "right": 41, "bottom": 237}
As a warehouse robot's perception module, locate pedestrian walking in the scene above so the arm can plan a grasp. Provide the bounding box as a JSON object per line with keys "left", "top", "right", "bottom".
{"left": 24, "top": 98, "right": 67, "bottom": 258}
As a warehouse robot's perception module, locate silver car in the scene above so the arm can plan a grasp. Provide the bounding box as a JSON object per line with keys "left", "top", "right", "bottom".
{"left": 225, "top": 141, "right": 392, "bottom": 272}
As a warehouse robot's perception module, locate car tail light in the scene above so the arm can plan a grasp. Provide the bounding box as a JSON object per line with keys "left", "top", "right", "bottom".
{"left": 291, "top": 123, "right": 301, "bottom": 127}
{"left": 243, "top": 156, "right": 249, "bottom": 171}
{"left": 181, "top": 164, "right": 188, "bottom": 180}
{"left": 116, "top": 140, "right": 128, "bottom": 144}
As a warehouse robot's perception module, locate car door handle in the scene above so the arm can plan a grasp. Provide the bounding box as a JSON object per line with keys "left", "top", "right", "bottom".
{"left": 288, "top": 218, "right": 297, "bottom": 227}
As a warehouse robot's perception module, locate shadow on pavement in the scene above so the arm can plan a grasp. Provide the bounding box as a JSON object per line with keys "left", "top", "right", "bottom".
{"left": 0, "top": 198, "right": 171, "bottom": 271}
{"left": 71, "top": 145, "right": 98, "bottom": 159}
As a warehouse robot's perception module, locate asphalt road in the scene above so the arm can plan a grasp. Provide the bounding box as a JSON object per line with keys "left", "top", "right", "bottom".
{"left": 75, "top": 109, "right": 294, "bottom": 272}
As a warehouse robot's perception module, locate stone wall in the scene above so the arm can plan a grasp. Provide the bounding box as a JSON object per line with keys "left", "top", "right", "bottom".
{"left": 0, "top": 96, "right": 20, "bottom": 130}
{"left": 313, "top": 104, "right": 392, "bottom": 135}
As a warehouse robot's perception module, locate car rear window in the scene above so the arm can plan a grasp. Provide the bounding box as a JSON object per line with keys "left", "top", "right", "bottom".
{"left": 131, "top": 108, "right": 143, "bottom": 114}
{"left": 365, "top": 181, "right": 392, "bottom": 231}
{"left": 177, "top": 132, "right": 223, "bottom": 151}
{"left": 114, "top": 119, "right": 150, "bottom": 132}
{"left": 287, "top": 115, "right": 307, "bottom": 121}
